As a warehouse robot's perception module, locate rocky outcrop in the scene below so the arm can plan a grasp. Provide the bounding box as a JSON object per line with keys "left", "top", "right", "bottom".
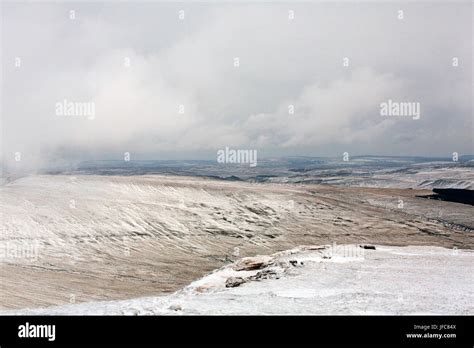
{"left": 232, "top": 255, "right": 274, "bottom": 271}
{"left": 225, "top": 277, "right": 245, "bottom": 288}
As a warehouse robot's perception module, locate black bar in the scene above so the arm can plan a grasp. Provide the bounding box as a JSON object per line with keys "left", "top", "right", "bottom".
{"left": 0, "top": 315, "right": 472, "bottom": 346}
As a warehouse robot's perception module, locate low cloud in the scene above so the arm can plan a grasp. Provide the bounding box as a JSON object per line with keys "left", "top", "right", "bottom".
{"left": 1, "top": 2, "right": 472, "bottom": 171}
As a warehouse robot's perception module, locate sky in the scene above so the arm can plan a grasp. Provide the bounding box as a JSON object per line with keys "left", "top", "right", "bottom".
{"left": 1, "top": 1, "right": 473, "bottom": 170}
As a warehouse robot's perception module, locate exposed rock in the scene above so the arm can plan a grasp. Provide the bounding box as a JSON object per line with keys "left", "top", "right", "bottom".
{"left": 305, "top": 246, "right": 328, "bottom": 251}
{"left": 225, "top": 277, "right": 246, "bottom": 288}
{"left": 430, "top": 188, "right": 474, "bottom": 206}
{"left": 233, "top": 255, "right": 273, "bottom": 271}
{"left": 288, "top": 259, "right": 305, "bottom": 267}
{"left": 359, "top": 245, "right": 376, "bottom": 250}
{"left": 248, "top": 269, "right": 279, "bottom": 281}
{"left": 168, "top": 304, "right": 182, "bottom": 311}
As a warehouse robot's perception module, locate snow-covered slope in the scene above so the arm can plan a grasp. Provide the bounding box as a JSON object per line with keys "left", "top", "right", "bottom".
{"left": 5, "top": 245, "right": 472, "bottom": 315}
{"left": 1, "top": 175, "right": 472, "bottom": 310}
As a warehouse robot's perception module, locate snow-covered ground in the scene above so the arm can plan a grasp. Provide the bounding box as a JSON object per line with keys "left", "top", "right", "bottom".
{"left": 69, "top": 158, "right": 474, "bottom": 189}
{"left": 4, "top": 244, "right": 473, "bottom": 315}
{"left": 1, "top": 174, "right": 472, "bottom": 310}
{"left": 268, "top": 165, "right": 474, "bottom": 189}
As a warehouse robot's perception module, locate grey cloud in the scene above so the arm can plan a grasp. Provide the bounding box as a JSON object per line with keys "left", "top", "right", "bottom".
{"left": 1, "top": 2, "right": 472, "bottom": 170}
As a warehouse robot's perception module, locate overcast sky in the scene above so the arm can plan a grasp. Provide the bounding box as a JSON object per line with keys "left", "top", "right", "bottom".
{"left": 1, "top": 1, "right": 472, "bottom": 169}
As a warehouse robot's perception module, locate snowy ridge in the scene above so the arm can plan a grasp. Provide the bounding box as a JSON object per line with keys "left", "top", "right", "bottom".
{"left": 4, "top": 244, "right": 473, "bottom": 315}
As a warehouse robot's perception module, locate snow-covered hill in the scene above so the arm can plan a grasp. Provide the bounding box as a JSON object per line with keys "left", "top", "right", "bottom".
{"left": 4, "top": 245, "right": 472, "bottom": 315}
{"left": 1, "top": 174, "right": 472, "bottom": 310}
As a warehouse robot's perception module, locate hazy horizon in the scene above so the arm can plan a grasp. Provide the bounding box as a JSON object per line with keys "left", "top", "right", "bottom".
{"left": 1, "top": 1, "right": 472, "bottom": 172}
